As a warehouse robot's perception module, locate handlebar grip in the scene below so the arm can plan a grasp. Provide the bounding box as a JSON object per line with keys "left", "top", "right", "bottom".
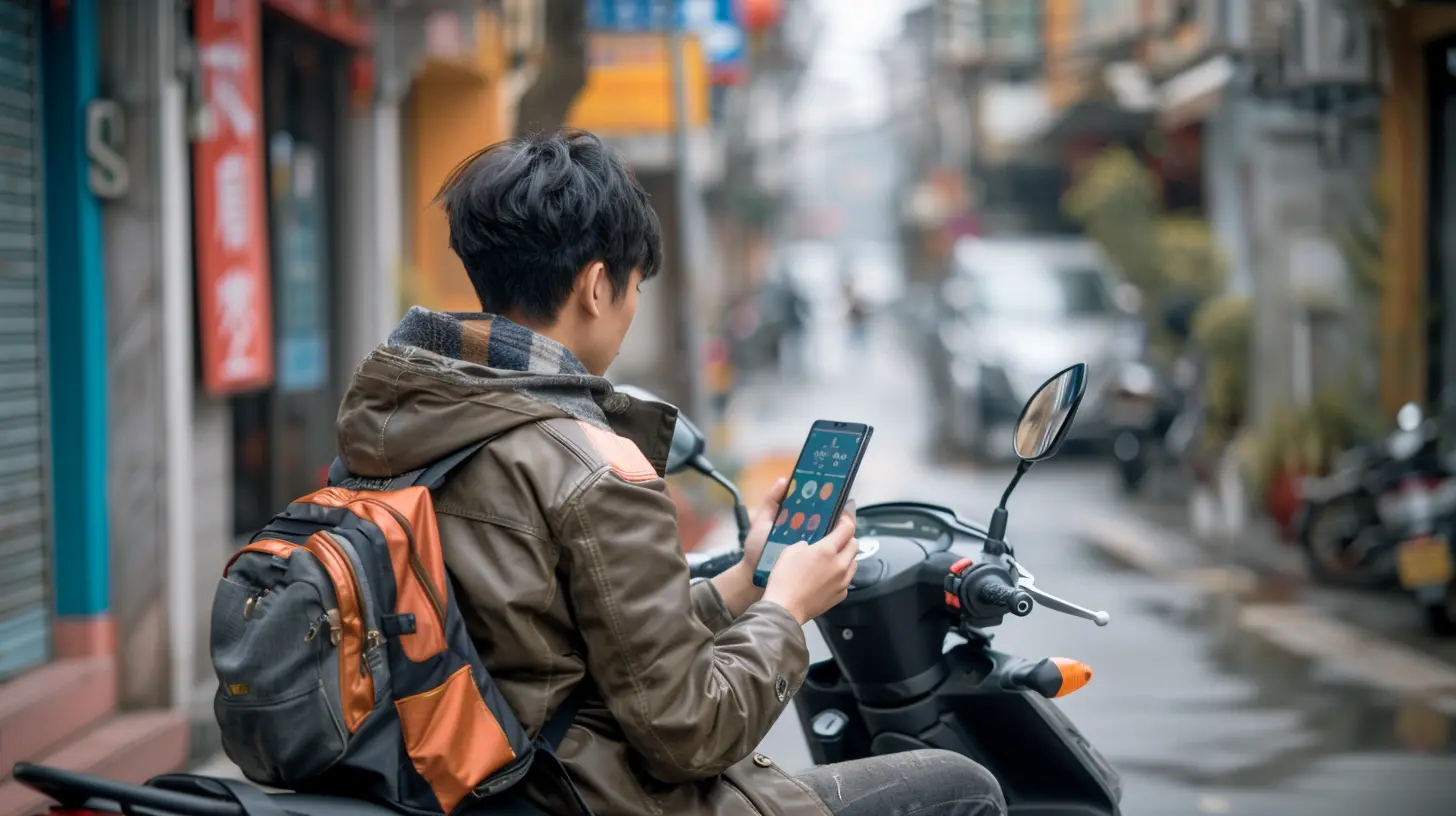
{"left": 688, "top": 550, "right": 743, "bottom": 580}
{"left": 977, "top": 578, "right": 1035, "bottom": 617}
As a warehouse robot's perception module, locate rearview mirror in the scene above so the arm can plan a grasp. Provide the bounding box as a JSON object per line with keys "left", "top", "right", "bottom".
{"left": 612, "top": 385, "right": 707, "bottom": 475}
{"left": 1013, "top": 363, "right": 1089, "bottom": 462}
{"left": 615, "top": 384, "right": 754, "bottom": 545}
{"left": 666, "top": 412, "right": 707, "bottom": 474}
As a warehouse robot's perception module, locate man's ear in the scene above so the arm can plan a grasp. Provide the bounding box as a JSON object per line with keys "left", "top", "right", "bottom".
{"left": 579, "top": 261, "right": 608, "bottom": 318}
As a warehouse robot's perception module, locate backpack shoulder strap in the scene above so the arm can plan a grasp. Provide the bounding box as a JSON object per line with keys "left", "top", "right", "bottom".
{"left": 410, "top": 436, "right": 495, "bottom": 491}
{"left": 539, "top": 680, "right": 590, "bottom": 750}
{"left": 531, "top": 681, "right": 594, "bottom": 815}
{"left": 327, "top": 434, "right": 500, "bottom": 492}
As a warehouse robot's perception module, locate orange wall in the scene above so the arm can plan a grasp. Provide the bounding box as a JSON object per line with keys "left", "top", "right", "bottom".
{"left": 567, "top": 32, "right": 709, "bottom": 133}
{"left": 1044, "top": 0, "right": 1085, "bottom": 111}
{"left": 405, "top": 12, "right": 512, "bottom": 313}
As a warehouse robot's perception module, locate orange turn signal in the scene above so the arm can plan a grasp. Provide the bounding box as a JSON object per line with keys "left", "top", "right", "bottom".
{"left": 1050, "top": 657, "right": 1093, "bottom": 698}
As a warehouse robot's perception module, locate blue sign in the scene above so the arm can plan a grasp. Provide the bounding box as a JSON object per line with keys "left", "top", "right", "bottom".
{"left": 695, "top": 0, "right": 745, "bottom": 80}
{"left": 586, "top": 0, "right": 683, "bottom": 30}
{"left": 274, "top": 143, "right": 329, "bottom": 394}
{"left": 587, "top": 0, "right": 744, "bottom": 81}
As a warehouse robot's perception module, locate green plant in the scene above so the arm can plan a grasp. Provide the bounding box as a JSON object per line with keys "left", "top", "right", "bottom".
{"left": 1063, "top": 149, "right": 1229, "bottom": 356}
{"left": 1159, "top": 216, "right": 1228, "bottom": 301}
{"left": 1244, "top": 387, "right": 1386, "bottom": 497}
{"left": 1191, "top": 293, "right": 1251, "bottom": 452}
{"left": 1062, "top": 148, "right": 1163, "bottom": 295}
{"left": 1066, "top": 148, "right": 1240, "bottom": 448}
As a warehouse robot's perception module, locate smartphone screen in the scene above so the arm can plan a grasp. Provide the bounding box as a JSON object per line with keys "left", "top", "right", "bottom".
{"left": 752, "top": 420, "right": 873, "bottom": 588}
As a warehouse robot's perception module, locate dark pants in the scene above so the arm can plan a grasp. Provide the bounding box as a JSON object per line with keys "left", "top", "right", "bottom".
{"left": 795, "top": 750, "right": 1007, "bottom": 816}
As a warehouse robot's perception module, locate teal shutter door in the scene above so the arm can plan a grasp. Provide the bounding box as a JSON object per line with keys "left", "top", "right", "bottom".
{"left": 0, "top": 0, "right": 51, "bottom": 681}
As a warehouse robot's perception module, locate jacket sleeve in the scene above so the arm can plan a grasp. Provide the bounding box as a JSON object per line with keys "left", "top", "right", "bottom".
{"left": 688, "top": 578, "right": 736, "bottom": 635}
{"left": 558, "top": 468, "right": 810, "bottom": 783}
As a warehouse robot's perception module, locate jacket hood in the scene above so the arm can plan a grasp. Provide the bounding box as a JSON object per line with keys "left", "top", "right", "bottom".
{"left": 335, "top": 308, "right": 653, "bottom": 478}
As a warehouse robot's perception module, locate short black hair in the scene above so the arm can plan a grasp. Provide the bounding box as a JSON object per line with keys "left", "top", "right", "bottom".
{"left": 435, "top": 128, "right": 664, "bottom": 322}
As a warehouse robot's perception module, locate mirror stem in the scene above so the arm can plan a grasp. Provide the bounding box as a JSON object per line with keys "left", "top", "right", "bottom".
{"left": 998, "top": 460, "right": 1031, "bottom": 512}
{"left": 695, "top": 455, "right": 751, "bottom": 545}
{"left": 985, "top": 461, "right": 1031, "bottom": 553}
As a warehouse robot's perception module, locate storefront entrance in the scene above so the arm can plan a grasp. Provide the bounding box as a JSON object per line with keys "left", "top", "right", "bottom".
{"left": 231, "top": 13, "right": 346, "bottom": 534}
{"left": 1426, "top": 35, "right": 1456, "bottom": 409}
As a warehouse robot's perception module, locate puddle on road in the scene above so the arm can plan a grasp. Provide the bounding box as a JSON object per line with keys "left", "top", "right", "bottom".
{"left": 1123, "top": 590, "right": 1456, "bottom": 788}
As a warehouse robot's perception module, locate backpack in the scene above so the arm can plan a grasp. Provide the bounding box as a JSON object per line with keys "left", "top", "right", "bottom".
{"left": 209, "top": 438, "right": 590, "bottom": 815}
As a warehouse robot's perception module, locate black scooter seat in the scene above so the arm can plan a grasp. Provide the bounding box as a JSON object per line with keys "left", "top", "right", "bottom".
{"left": 11, "top": 764, "right": 549, "bottom": 816}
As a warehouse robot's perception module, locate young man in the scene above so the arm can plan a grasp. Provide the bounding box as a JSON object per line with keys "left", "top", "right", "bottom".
{"left": 334, "top": 129, "right": 1006, "bottom": 816}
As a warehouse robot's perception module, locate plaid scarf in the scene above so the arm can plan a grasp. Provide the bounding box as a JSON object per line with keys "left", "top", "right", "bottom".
{"left": 387, "top": 306, "right": 620, "bottom": 427}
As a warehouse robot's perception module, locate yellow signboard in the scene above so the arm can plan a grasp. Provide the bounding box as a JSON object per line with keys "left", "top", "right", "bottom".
{"left": 567, "top": 32, "right": 710, "bottom": 134}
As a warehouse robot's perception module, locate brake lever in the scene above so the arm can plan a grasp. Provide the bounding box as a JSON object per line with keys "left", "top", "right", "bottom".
{"left": 1010, "top": 561, "right": 1111, "bottom": 627}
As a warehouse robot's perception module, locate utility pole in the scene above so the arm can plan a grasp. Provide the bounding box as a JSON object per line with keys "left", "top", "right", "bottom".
{"left": 667, "top": 1, "right": 706, "bottom": 423}
{"left": 513, "top": 0, "right": 588, "bottom": 135}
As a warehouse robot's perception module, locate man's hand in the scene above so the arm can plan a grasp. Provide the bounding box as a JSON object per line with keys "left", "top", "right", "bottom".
{"left": 711, "top": 477, "right": 788, "bottom": 617}
{"left": 762, "top": 510, "right": 858, "bottom": 625}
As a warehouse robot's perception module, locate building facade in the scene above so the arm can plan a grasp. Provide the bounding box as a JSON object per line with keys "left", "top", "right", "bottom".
{"left": 0, "top": 2, "right": 189, "bottom": 813}
{"left": 0, "top": 2, "right": 468, "bottom": 809}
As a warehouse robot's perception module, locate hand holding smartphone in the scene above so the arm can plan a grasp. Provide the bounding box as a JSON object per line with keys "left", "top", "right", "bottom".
{"left": 752, "top": 420, "right": 873, "bottom": 589}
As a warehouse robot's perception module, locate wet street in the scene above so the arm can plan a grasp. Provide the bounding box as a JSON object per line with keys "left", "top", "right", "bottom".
{"left": 726, "top": 321, "right": 1456, "bottom": 816}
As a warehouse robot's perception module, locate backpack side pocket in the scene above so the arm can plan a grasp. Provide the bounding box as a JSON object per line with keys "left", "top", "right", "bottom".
{"left": 211, "top": 543, "right": 349, "bottom": 787}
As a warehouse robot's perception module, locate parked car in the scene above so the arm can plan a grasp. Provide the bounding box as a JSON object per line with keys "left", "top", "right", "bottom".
{"left": 930, "top": 237, "right": 1144, "bottom": 461}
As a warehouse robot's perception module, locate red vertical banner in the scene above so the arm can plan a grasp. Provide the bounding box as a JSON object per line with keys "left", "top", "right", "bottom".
{"left": 193, "top": 0, "right": 275, "bottom": 395}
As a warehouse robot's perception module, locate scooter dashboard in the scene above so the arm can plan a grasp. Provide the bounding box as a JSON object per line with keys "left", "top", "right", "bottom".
{"left": 850, "top": 502, "right": 993, "bottom": 591}
{"left": 855, "top": 501, "right": 987, "bottom": 549}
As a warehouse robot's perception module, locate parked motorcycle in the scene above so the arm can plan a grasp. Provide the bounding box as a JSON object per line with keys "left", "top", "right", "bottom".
{"left": 1107, "top": 296, "right": 1214, "bottom": 505}
{"left": 14, "top": 364, "right": 1120, "bottom": 816}
{"left": 1295, "top": 403, "right": 1456, "bottom": 607}
{"left": 1380, "top": 405, "right": 1456, "bottom": 633}
{"left": 1106, "top": 359, "right": 1166, "bottom": 494}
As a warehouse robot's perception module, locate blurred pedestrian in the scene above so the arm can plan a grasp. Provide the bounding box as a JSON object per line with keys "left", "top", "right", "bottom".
{"left": 843, "top": 273, "right": 868, "bottom": 350}
{"left": 780, "top": 280, "right": 810, "bottom": 378}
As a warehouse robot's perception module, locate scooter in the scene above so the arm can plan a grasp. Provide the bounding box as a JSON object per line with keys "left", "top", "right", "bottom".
{"left": 1106, "top": 359, "right": 1166, "bottom": 495}
{"left": 689, "top": 364, "right": 1121, "bottom": 814}
{"left": 14, "top": 364, "right": 1120, "bottom": 816}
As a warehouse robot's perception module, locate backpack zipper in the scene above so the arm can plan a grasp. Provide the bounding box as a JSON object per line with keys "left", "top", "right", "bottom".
{"left": 304, "top": 610, "right": 343, "bottom": 645}
{"left": 242, "top": 588, "right": 270, "bottom": 620}
{"left": 316, "top": 532, "right": 385, "bottom": 664}
{"left": 303, "top": 533, "right": 376, "bottom": 729}
{"left": 320, "top": 531, "right": 384, "bottom": 645}
{"left": 362, "top": 499, "right": 448, "bottom": 628}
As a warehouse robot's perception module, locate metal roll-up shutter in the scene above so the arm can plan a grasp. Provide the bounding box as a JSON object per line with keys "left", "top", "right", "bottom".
{"left": 0, "top": 0, "right": 49, "bottom": 681}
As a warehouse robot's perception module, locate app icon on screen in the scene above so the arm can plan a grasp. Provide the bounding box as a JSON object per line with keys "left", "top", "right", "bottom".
{"left": 801, "top": 480, "right": 817, "bottom": 500}
{"left": 790, "top": 512, "right": 805, "bottom": 530}
{"left": 819, "top": 482, "right": 834, "bottom": 500}
{"left": 807, "top": 514, "right": 822, "bottom": 532}
{"left": 776, "top": 508, "right": 788, "bottom": 526}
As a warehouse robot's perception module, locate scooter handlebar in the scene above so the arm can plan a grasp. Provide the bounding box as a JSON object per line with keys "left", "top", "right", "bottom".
{"left": 950, "top": 563, "right": 1035, "bottom": 619}
{"left": 978, "top": 578, "right": 1035, "bottom": 617}
{"left": 688, "top": 550, "right": 743, "bottom": 580}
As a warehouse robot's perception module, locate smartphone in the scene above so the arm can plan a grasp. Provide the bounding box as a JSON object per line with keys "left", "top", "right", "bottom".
{"left": 752, "top": 420, "right": 874, "bottom": 588}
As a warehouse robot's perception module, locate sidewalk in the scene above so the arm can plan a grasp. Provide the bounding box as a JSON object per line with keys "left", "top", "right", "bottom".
{"left": 1080, "top": 504, "right": 1456, "bottom": 709}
